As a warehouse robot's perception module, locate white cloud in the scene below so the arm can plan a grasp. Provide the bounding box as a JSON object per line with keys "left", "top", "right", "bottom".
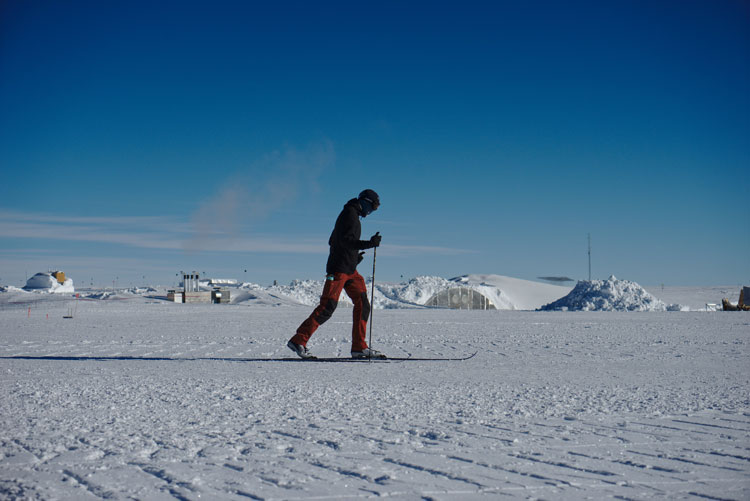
{"left": 0, "top": 210, "right": 475, "bottom": 256}
{"left": 186, "top": 141, "right": 335, "bottom": 251}
{"left": 0, "top": 140, "right": 473, "bottom": 259}
{"left": 381, "top": 244, "right": 477, "bottom": 257}
{"left": 0, "top": 212, "right": 329, "bottom": 253}
{"left": 0, "top": 214, "right": 186, "bottom": 250}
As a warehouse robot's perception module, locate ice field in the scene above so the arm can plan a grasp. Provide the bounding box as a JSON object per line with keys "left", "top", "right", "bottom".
{"left": 0, "top": 288, "right": 748, "bottom": 499}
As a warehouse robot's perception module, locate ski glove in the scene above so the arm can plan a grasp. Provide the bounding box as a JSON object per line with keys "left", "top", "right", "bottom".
{"left": 357, "top": 251, "right": 365, "bottom": 264}
{"left": 369, "top": 232, "right": 381, "bottom": 248}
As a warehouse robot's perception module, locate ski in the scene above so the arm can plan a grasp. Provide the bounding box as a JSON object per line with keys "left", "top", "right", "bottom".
{"left": 0, "top": 355, "right": 390, "bottom": 363}
{"left": 299, "top": 351, "right": 478, "bottom": 362}
{"left": 290, "top": 357, "right": 393, "bottom": 363}
{"left": 258, "top": 351, "right": 477, "bottom": 362}
{"left": 1, "top": 352, "right": 477, "bottom": 362}
{"left": 385, "top": 351, "right": 477, "bottom": 362}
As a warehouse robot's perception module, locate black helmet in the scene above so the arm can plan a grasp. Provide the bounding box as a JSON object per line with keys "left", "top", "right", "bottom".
{"left": 358, "top": 189, "right": 380, "bottom": 210}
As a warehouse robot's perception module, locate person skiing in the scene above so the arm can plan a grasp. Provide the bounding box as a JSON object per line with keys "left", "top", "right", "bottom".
{"left": 287, "top": 189, "right": 384, "bottom": 359}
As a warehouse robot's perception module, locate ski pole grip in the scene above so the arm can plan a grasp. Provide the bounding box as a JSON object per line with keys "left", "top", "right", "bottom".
{"left": 370, "top": 231, "right": 381, "bottom": 248}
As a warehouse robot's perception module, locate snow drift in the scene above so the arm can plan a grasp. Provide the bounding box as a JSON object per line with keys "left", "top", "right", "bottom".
{"left": 539, "top": 275, "right": 682, "bottom": 311}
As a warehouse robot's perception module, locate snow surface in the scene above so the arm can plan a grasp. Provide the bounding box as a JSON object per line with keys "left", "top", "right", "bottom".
{"left": 540, "top": 276, "right": 682, "bottom": 312}
{"left": 646, "top": 285, "right": 745, "bottom": 311}
{"left": 0, "top": 286, "right": 748, "bottom": 499}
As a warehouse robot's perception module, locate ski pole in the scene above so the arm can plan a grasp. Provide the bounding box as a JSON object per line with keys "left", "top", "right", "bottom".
{"left": 368, "top": 235, "right": 378, "bottom": 361}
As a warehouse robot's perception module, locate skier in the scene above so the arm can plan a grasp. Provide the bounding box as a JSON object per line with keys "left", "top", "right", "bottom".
{"left": 288, "top": 189, "right": 385, "bottom": 359}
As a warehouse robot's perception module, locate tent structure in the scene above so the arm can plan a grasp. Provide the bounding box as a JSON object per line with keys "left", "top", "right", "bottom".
{"left": 424, "top": 287, "right": 496, "bottom": 310}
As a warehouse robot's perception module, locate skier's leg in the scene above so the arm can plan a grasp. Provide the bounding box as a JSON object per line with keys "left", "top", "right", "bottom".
{"left": 290, "top": 275, "right": 345, "bottom": 347}
{"left": 344, "top": 272, "right": 369, "bottom": 352}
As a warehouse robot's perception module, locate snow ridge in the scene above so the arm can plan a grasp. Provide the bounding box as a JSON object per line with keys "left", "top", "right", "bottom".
{"left": 376, "top": 276, "right": 456, "bottom": 308}
{"left": 235, "top": 274, "right": 572, "bottom": 311}
{"left": 540, "top": 275, "right": 680, "bottom": 311}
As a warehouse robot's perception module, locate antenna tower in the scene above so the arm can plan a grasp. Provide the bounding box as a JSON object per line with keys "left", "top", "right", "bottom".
{"left": 588, "top": 233, "right": 591, "bottom": 281}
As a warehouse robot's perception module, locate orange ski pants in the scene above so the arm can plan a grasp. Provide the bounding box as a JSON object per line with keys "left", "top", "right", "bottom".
{"left": 290, "top": 271, "right": 370, "bottom": 351}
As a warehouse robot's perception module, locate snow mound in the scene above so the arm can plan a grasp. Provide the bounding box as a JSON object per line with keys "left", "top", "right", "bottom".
{"left": 539, "top": 275, "right": 682, "bottom": 311}
{"left": 270, "top": 279, "right": 349, "bottom": 306}
{"left": 376, "top": 276, "right": 455, "bottom": 308}
{"left": 233, "top": 280, "right": 343, "bottom": 307}
{"left": 231, "top": 280, "right": 323, "bottom": 306}
{"left": 234, "top": 274, "right": 572, "bottom": 311}
{"left": 83, "top": 291, "right": 127, "bottom": 300}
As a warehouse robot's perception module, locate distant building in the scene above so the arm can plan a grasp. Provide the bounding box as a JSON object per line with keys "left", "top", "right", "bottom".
{"left": 169, "top": 272, "right": 231, "bottom": 304}
{"left": 24, "top": 271, "right": 75, "bottom": 293}
{"left": 207, "top": 278, "right": 238, "bottom": 286}
{"left": 425, "top": 287, "right": 496, "bottom": 310}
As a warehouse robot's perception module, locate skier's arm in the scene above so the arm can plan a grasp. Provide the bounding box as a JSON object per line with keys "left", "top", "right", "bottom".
{"left": 340, "top": 213, "right": 380, "bottom": 250}
{"left": 356, "top": 233, "right": 380, "bottom": 249}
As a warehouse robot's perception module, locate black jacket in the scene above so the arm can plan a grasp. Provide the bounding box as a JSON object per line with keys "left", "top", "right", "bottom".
{"left": 326, "top": 198, "right": 375, "bottom": 274}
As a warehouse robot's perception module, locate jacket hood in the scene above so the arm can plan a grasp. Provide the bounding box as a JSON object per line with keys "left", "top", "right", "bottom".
{"left": 345, "top": 198, "right": 361, "bottom": 213}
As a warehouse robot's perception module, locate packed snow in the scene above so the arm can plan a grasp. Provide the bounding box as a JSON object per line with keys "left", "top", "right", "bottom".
{"left": 540, "top": 275, "right": 684, "bottom": 312}
{"left": 0, "top": 279, "right": 748, "bottom": 500}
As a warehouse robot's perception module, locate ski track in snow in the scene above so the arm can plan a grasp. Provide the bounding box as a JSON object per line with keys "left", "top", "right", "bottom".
{"left": 0, "top": 295, "right": 748, "bottom": 500}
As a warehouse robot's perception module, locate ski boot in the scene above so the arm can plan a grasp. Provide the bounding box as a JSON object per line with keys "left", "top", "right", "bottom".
{"left": 287, "top": 340, "right": 316, "bottom": 359}
{"left": 351, "top": 348, "right": 387, "bottom": 359}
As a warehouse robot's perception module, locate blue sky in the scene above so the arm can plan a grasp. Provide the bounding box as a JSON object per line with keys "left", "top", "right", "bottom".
{"left": 1, "top": 0, "right": 748, "bottom": 288}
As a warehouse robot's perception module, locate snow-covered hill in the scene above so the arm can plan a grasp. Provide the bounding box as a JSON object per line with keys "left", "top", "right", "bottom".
{"left": 10, "top": 274, "right": 733, "bottom": 311}
{"left": 234, "top": 274, "right": 572, "bottom": 311}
